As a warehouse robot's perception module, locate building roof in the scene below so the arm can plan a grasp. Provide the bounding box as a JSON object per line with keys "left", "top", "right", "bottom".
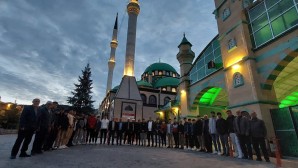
{"left": 154, "top": 77, "right": 180, "bottom": 88}
{"left": 143, "top": 62, "right": 177, "bottom": 74}
{"left": 111, "top": 85, "right": 119, "bottom": 92}
{"left": 137, "top": 80, "right": 153, "bottom": 88}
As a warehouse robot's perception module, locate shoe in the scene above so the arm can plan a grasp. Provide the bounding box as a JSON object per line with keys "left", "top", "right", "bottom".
{"left": 217, "top": 152, "right": 221, "bottom": 155}
{"left": 10, "top": 156, "right": 16, "bottom": 159}
{"left": 265, "top": 159, "right": 270, "bottom": 162}
{"left": 256, "top": 158, "right": 262, "bottom": 161}
{"left": 19, "top": 153, "right": 31, "bottom": 157}
{"left": 188, "top": 147, "right": 191, "bottom": 150}
{"left": 213, "top": 151, "right": 218, "bottom": 154}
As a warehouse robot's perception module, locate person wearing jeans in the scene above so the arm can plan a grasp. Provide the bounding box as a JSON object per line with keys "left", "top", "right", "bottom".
{"left": 216, "top": 112, "right": 229, "bottom": 156}
{"left": 226, "top": 110, "right": 242, "bottom": 158}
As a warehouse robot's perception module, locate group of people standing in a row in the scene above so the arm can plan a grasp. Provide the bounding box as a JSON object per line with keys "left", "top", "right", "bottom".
{"left": 10, "top": 98, "right": 270, "bottom": 163}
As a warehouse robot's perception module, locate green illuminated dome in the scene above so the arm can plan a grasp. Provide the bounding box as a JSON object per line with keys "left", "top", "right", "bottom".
{"left": 154, "top": 77, "right": 179, "bottom": 88}
{"left": 137, "top": 80, "right": 153, "bottom": 88}
{"left": 143, "top": 62, "right": 177, "bottom": 74}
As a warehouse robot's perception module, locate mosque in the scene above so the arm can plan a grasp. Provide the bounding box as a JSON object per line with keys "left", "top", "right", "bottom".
{"left": 99, "top": 0, "right": 298, "bottom": 157}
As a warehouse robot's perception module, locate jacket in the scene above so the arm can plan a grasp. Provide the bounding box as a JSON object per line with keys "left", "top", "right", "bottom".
{"left": 216, "top": 118, "right": 228, "bottom": 135}
{"left": 87, "top": 116, "right": 97, "bottom": 129}
{"left": 226, "top": 115, "right": 235, "bottom": 133}
{"left": 37, "top": 106, "right": 51, "bottom": 129}
{"left": 234, "top": 116, "right": 250, "bottom": 136}
{"left": 19, "top": 105, "right": 38, "bottom": 130}
{"left": 195, "top": 119, "right": 203, "bottom": 136}
{"left": 250, "top": 118, "right": 267, "bottom": 138}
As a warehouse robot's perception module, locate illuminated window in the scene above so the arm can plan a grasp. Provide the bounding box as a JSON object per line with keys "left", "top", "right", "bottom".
{"left": 173, "top": 73, "right": 176, "bottom": 77}
{"left": 158, "top": 71, "right": 163, "bottom": 75}
{"left": 162, "top": 87, "right": 167, "bottom": 91}
{"left": 171, "top": 88, "right": 177, "bottom": 92}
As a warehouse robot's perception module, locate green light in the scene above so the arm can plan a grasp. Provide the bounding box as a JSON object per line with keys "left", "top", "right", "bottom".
{"left": 279, "top": 92, "right": 298, "bottom": 108}
{"left": 199, "top": 87, "right": 222, "bottom": 106}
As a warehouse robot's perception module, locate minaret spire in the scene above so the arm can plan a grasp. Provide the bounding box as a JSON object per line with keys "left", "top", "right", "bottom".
{"left": 106, "top": 13, "right": 118, "bottom": 94}
{"left": 123, "top": 0, "right": 140, "bottom": 76}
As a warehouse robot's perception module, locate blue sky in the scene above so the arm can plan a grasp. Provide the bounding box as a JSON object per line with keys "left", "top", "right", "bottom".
{"left": 0, "top": 0, "right": 218, "bottom": 106}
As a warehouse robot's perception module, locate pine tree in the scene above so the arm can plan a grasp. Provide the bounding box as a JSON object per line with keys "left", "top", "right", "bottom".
{"left": 67, "top": 63, "right": 95, "bottom": 114}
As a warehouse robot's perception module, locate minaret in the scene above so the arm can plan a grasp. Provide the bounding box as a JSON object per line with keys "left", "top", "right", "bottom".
{"left": 123, "top": 0, "right": 140, "bottom": 76}
{"left": 177, "top": 34, "right": 195, "bottom": 117}
{"left": 106, "top": 14, "right": 118, "bottom": 94}
{"left": 113, "top": 0, "right": 142, "bottom": 121}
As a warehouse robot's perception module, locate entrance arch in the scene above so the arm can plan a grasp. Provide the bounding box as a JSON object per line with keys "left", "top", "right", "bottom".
{"left": 190, "top": 87, "right": 229, "bottom": 117}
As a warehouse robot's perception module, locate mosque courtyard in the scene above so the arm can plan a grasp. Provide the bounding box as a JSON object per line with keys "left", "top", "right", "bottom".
{"left": 0, "top": 134, "right": 281, "bottom": 168}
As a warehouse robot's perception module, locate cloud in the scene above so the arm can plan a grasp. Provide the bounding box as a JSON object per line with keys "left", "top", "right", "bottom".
{"left": 0, "top": 0, "right": 217, "bottom": 107}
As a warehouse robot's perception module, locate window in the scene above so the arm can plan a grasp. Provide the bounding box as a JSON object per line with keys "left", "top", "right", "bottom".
{"left": 171, "top": 88, "right": 177, "bottom": 92}
{"left": 166, "top": 71, "right": 170, "bottom": 76}
{"left": 141, "top": 94, "right": 147, "bottom": 105}
{"left": 149, "top": 95, "right": 157, "bottom": 105}
{"left": 173, "top": 73, "right": 176, "bottom": 77}
{"left": 162, "top": 87, "right": 167, "bottom": 91}
{"left": 164, "top": 97, "right": 171, "bottom": 105}
{"left": 248, "top": 0, "right": 298, "bottom": 48}
{"left": 222, "top": 8, "right": 231, "bottom": 21}
{"left": 158, "top": 71, "right": 163, "bottom": 75}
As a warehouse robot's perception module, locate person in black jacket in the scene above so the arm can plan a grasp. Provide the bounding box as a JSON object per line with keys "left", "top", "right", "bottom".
{"left": 10, "top": 98, "right": 40, "bottom": 159}
{"left": 178, "top": 120, "right": 184, "bottom": 149}
{"left": 116, "top": 118, "right": 124, "bottom": 145}
{"left": 226, "top": 110, "right": 242, "bottom": 158}
{"left": 196, "top": 116, "right": 204, "bottom": 151}
{"left": 134, "top": 119, "right": 141, "bottom": 145}
{"left": 124, "top": 119, "right": 133, "bottom": 145}
{"left": 31, "top": 101, "right": 53, "bottom": 155}
{"left": 203, "top": 115, "right": 212, "bottom": 153}
{"left": 250, "top": 112, "right": 270, "bottom": 162}
{"left": 140, "top": 119, "right": 147, "bottom": 146}
{"left": 154, "top": 119, "right": 161, "bottom": 147}
{"left": 216, "top": 112, "right": 229, "bottom": 156}
{"left": 108, "top": 118, "right": 117, "bottom": 145}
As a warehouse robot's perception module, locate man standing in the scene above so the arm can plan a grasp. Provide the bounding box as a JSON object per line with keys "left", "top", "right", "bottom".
{"left": 31, "top": 101, "right": 53, "bottom": 155}
{"left": 10, "top": 98, "right": 40, "bottom": 159}
{"left": 44, "top": 101, "right": 59, "bottom": 151}
{"left": 154, "top": 119, "right": 161, "bottom": 147}
{"left": 216, "top": 112, "right": 229, "bottom": 156}
{"left": 166, "top": 119, "right": 173, "bottom": 148}
{"left": 209, "top": 111, "right": 221, "bottom": 155}
{"left": 116, "top": 118, "right": 124, "bottom": 145}
{"left": 196, "top": 116, "right": 204, "bottom": 151}
{"left": 178, "top": 120, "right": 184, "bottom": 149}
{"left": 147, "top": 117, "right": 154, "bottom": 147}
{"left": 140, "top": 119, "right": 148, "bottom": 146}
{"left": 100, "top": 116, "right": 109, "bottom": 144}
{"left": 134, "top": 119, "right": 141, "bottom": 145}
{"left": 124, "top": 119, "right": 132, "bottom": 145}
{"left": 184, "top": 118, "right": 192, "bottom": 150}
{"left": 203, "top": 115, "right": 212, "bottom": 153}
{"left": 250, "top": 112, "right": 270, "bottom": 162}
{"left": 226, "top": 110, "right": 242, "bottom": 158}
{"left": 108, "top": 118, "right": 117, "bottom": 145}
{"left": 234, "top": 111, "right": 253, "bottom": 160}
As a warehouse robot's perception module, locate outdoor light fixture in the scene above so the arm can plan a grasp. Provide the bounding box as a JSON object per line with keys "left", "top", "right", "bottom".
{"left": 232, "top": 64, "right": 240, "bottom": 70}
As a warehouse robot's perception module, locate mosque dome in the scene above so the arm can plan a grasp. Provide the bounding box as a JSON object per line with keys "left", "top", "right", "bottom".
{"left": 143, "top": 62, "right": 178, "bottom": 75}
{"left": 137, "top": 80, "right": 153, "bottom": 88}
{"left": 154, "top": 77, "right": 180, "bottom": 88}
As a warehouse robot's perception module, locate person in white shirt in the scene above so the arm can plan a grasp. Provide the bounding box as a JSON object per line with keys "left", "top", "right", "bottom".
{"left": 147, "top": 117, "right": 154, "bottom": 147}
{"left": 100, "top": 116, "right": 109, "bottom": 144}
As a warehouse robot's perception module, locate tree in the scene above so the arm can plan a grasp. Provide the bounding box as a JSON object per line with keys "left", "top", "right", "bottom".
{"left": 67, "top": 63, "right": 95, "bottom": 114}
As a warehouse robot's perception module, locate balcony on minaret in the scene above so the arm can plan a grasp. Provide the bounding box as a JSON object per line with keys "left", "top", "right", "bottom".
{"left": 110, "top": 40, "right": 118, "bottom": 48}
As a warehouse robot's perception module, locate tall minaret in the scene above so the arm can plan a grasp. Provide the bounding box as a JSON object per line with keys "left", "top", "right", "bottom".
{"left": 106, "top": 14, "right": 118, "bottom": 94}
{"left": 123, "top": 0, "right": 140, "bottom": 76}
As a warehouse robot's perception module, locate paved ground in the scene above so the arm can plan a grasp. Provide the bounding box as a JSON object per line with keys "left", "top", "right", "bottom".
{"left": 0, "top": 134, "right": 289, "bottom": 168}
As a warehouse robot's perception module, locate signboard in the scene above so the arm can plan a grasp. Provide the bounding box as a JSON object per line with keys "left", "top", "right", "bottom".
{"left": 121, "top": 102, "right": 136, "bottom": 119}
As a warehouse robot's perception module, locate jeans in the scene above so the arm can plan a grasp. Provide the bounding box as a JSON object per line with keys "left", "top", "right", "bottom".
{"left": 229, "top": 132, "right": 242, "bottom": 157}
{"left": 211, "top": 134, "right": 221, "bottom": 152}
{"left": 219, "top": 134, "right": 229, "bottom": 155}
{"left": 252, "top": 137, "right": 269, "bottom": 160}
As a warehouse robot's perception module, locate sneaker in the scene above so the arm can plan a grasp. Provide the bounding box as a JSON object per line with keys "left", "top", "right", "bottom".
{"left": 192, "top": 147, "right": 196, "bottom": 151}
{"left": 212, "top": 151, "right": 218, "bottom": 154}
{"left": 184, "top": 146, "right": 187, "bottom": 150}
{"left": 217, "top": 152, "right": 221, "bottom": 155}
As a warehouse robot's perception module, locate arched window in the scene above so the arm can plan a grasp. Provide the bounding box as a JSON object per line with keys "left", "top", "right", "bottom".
{"left": 173, "top": 73, "right": 176, "bottom": 77}
{"left": 149, "top": 95, "right": 157, "bottom": 105}
{"left": 164, "top": 97, "right": 171, "bottom": 105}
{"left": 171, "top": 88, "right": 177, "bottom": 92}
{"left": 141, "top": 94, "right": 147, "bottom": 105}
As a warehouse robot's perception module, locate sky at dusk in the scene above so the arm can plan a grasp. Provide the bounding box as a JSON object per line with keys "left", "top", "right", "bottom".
{"left": 0, "top": 0, "right": 218, "bottom": 107}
